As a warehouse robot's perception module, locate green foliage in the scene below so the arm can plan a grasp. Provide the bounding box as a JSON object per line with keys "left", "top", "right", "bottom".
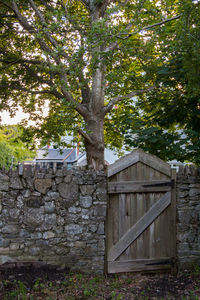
{"left": 3, "top": 280, "right": 28, "bottom": 300}
{"left": 106, "top": 0, "right": 200, "bottom": 164}
{"left": 191, "top": 264, "right": 200, "bottom": 278}
{"left": 0, "top": 125, "right": 35, "bottom": 169}
{"left": 0, "top": 0, "right": 180, "bottom": 148}
{"left": 1, "top": 0, "right": 199, "bottom": 165}
{"left": 1, "top": 272, "right": 200, "bottom": 299}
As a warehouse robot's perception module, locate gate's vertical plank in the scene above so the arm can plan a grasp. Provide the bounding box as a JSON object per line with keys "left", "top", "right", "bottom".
{"left": 118, "top": 164, "right": 138, "bottom": 261}
{"left": 143, "top": 193, "right": 150, "bottom": 258}
{"left": 152, "top": 169, "right": 163, "bottom": 258}
{"left": 137, "top": 162, "right": 142, "bottom": 180}
{"left": 136, "top": 163, "right": 144, "bottom": 263}
{"left": 106, "top": 197, "right": 112, "bottom": 256}
{"left": 149, "top": 192, "right": 156, "bottom": 258}
{"left": 106, "top": 197, "right": 112, "bottom": 252}
{"left": 143, "top": 164, "right": 150, "bottom": 259}
{"left": 130, "top": 162, "right": 138, "bottom": 261}
{"left": 107, "top": 195, "right": 118, "bottom": 251}
{"left": 119, "top": 194, "right": 126, "bottom": 239}
{"left": 118, "top": 193, "right": 125, "bottom": 261}
{"left": 129, "top": 192, "right": 137, "bottom": 259}
{"left": 124, "top": 193, "right": 131, "bottom": 260}
{"left": 117, "top": 166, "right": 131, "bottom": 261}
{"left": 148, "top": 167, "right": 157, "bottom": 258}
{"left": 113, "top": 195, "right": 119, "bottom": 246}
{"left": 154, "top": 192, "right": 161, "bottom": 258}
{"left": 136, "top": 162, "right": 144, "bottom": 258}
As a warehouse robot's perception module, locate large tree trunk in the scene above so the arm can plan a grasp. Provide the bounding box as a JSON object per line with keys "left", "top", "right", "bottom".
{"left": 81, "top": 1, "right": 108, "bottom": 170}
{"left": 84, "top": 115, "right": 105, "bottom": 170}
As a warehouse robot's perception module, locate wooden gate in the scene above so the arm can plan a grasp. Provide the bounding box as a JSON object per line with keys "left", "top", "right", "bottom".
{"left": 106, "top": 149, "right": 176, "bottom": 273}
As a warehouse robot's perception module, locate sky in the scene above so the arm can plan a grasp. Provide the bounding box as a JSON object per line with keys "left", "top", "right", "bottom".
{"left": 0, "top": 102, "right": 49, "bottom": 125}
{"left": 0, "top": 109, "right": 31, "bottom": 125}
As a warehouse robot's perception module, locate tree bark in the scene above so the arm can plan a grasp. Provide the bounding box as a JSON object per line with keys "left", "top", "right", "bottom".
{"left": 81, "top": 1, "right": 107, "bottom": 170}
{"left": 84, "top": 115, "right": 105, "bottom": 170}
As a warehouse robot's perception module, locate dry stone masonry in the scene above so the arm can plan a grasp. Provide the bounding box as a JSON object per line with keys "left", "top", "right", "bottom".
{"left": 177, "top": 165, "right": 200, "bottom": 270}
{"left": 0, "top": 166, "right": 107, "bottom": 273}
{"left": 0, "top": 161, "right": 200, "bottom": 274}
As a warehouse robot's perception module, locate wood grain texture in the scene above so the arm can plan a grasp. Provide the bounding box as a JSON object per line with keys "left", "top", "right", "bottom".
{"left": 108, "top": 192, "right": 171, "bottom": 261}
{"left": 108, "top": 258, "right": 172, "bottom": 273}
{"left": 106, "top": 151, "right": 176, "bottom": 274}
{"left": 108, "top": 148, "right": 171, "bottom": 178}
{"left": 108, "top": 180, "right": 172, "bottom": 193}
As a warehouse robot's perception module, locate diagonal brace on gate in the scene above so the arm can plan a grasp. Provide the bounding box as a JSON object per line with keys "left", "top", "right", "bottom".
{"left": 108, "top": 192, "right": 171, "bottom": 262}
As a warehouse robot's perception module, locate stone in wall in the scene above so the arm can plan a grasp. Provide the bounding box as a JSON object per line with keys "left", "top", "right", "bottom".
{"left": 35, "top": 178, "right": 52, "bottom": 194}
{"left": 0, "top": 165, "right": 107, "bottom": 274}
{"left": 0, "top": 173, "right": 9, "bottom": 192}
{"left": 58, "top": 182, "right": 78, "bottom": 204}
{"left": 177, "top": 165, "right": 200, "bottom": 270}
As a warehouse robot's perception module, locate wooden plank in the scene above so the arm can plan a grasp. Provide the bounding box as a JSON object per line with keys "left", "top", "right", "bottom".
{"left": 106, "top": 194, "right": 119, "bottom": 252}
{"left": 119, "top": 194, "right": 126, "bottom": 239}
{"left": 154, "top": 193, "right": 165, "bottom": 258}
{"left": 108, "top": 192, "right": 171, "bottom": 261}
{"left": 108, "top": 180, "right": 172, "bottom": 194}
{"left": 113, "top": 195, "right": 119, "bottom": 246}
{"left": 136, "top": 192, "right": 145, "bottom": 259}
{"left": 107, "top": 148, "right": 171, "bottom": 178}
{"left": 119, "top": 194, "right": 131, "bottom": 260}
{"left": 138, "top": 150, "right": 171, "bottom": 177}
{"left": 129, "top": 193, "right": 137, "bottom": 259}
{"left": 105, "top": 197, "right": 113, "bottom": 254}
{"left": 108, "top": 258, "right": 172, "bottom": 273}
{"left": 108, "top": 150, "right": 140, "bottom": 178}
{"left": 142, "top": 191, "right": 150, "bottom": 259}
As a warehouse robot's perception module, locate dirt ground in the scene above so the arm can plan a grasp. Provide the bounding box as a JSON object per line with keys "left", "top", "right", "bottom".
{"left": 0, "top": 264, "right": 200, "bottom": 299}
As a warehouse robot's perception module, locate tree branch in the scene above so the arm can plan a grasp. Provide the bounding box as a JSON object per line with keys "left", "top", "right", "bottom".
{"left": 19, "top": 89, "right": 54, "bottom": 95}
{"left": 59, "top": 73, "right": 88, "bottom": 118}
{"left": 104, "top": 0, "right": 146, "bottom": 52}
{"left": 117, "top": 15, "right": 181, "bottom": 39}
{"left": 118, "top": 0, "right": 130, "bottom": 7}
{"left": 0, "top": 13, "right": 15, "bottom": 19}
{"left": 103, "top": 86, "right": 155, "bottom": 115}
{"left": 11, "top": 1, "right": 56, "bottom": 56}
{"left": 76, "top": 127, "right": 94, "bottom": 145}
{"left": 28, "top": 0, "right": 58, "bottom": 48}
{"left": 61, "top": 1, "right": 87, "bottom": 35}
{"left": 0, "top": 84, "right": 59, "bottom": 96}
{"left": 40, "top": 0, "right": 54, "bottom": 11}
{"left": 104, "top": 14, "right": 180, "bottom": 52}
{"left": 0, "top": 0, "right": 13, "bottom": 10}
{"left": 80, "top": 0, "right": 90, "bottom": 9}
{"left": 0, "top": 57, "right": 44, "bottom": 67}
{"left": 28, "top": 0, "right": 72, "bottom": 61}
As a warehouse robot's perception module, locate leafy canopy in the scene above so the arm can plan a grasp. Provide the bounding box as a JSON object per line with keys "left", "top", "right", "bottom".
{"left": 0, "top": 0, "right": 180, "bottom": 149}
{"left": 106, "top": 0, "right": 200, "bottom": 164}
{"left": 0, "top": 125, "right": 35, "bottom": 169}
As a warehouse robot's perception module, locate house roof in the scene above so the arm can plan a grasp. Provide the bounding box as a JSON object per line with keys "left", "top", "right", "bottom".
{"left": 35, "top": 148, "right": 76, "bottom": 163}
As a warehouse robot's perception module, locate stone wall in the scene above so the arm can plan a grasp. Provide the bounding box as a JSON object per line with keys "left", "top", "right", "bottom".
{"left": 177, "top": 165, "right": 200, "bottom": 270}
{"left": 1, "top": 161, "right": 200, "bottom": 274}
{"left": 0, "top": 165, "right": 107, "bottom": 273}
